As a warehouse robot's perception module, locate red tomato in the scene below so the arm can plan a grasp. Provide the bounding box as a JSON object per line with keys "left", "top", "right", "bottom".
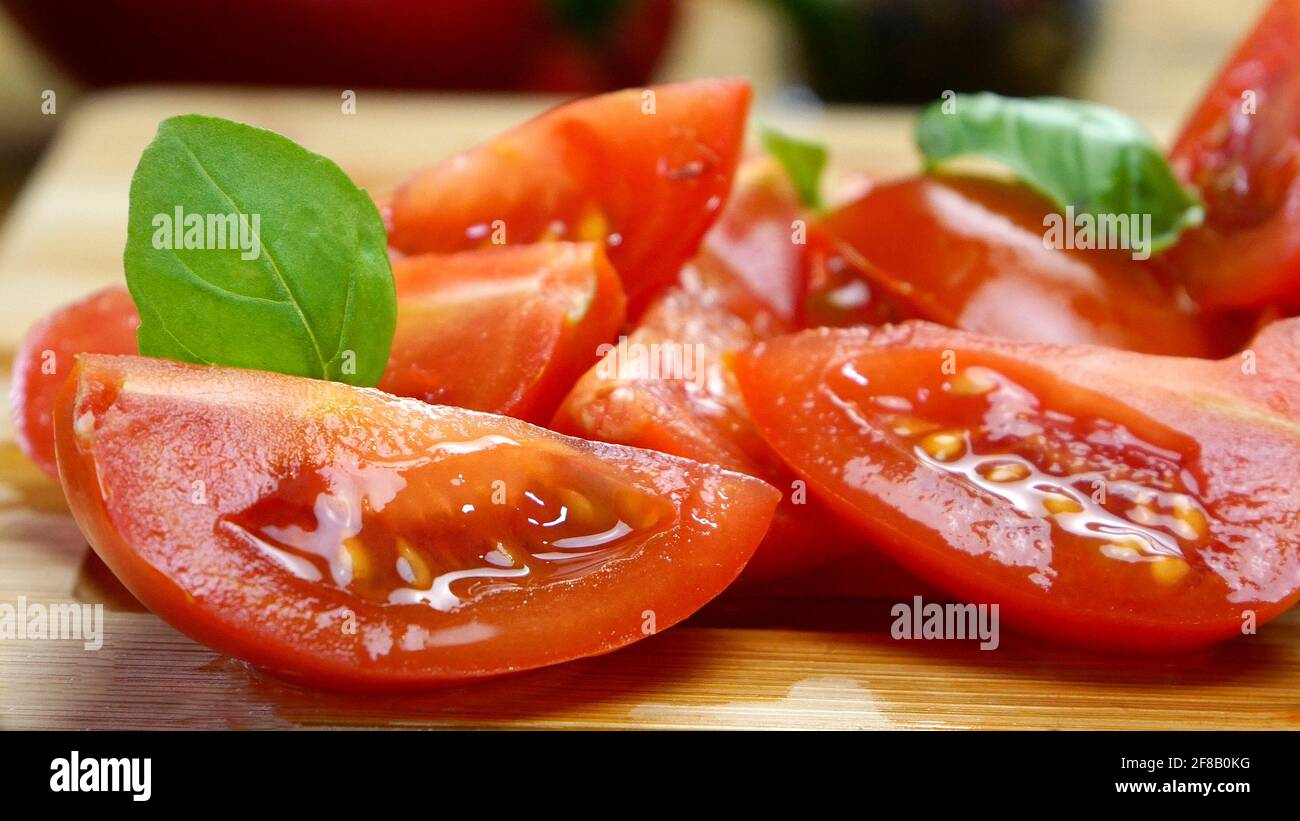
{"left": 379, "top": 242, "right": 625, "bottom": 423}
{"left": 55, "top": 354, "right": 778, "bottom": 689}
{"left": 552, "top": 160, "right": 869, "bottom": 582}
{"left": 12, "top": 244, "right": 624, "bottom": 477}
{"left": 821, "top": 175, "right": 1214, "bottom": 356}
{"left": 801, "top": 223, "right": 924, "bottom": 329}
{"left": 732, "top": 320, "right": 1300, "bottom": 650}
{"left": 687, "top": 156, "right": 807, "bottom": 327}
{"left": 1163, "top": 0, "right": 1300, "bottom": 310}
{"left": 386, "top": 79, "right": 751, "bottom": 316}
{"left": 10, "top": 287, "right": 139, "bottom": 478}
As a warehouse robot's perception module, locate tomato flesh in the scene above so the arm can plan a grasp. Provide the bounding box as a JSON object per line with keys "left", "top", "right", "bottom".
{"left": 56, "top": 354, "right": 779, "bottom": 689}
{"left": 1163, "top": 0, "right": 1300, "bottom": 309}
{"left": 11, "top": 286, "right": 139, "bottom": 478}
{"left": 821, "top": 175, "right": 1213, "bottom": 356}
{"left": 386, "top": 79, "right": 751, "bottom": 315}
{"left": 733, "top": 321, "right": 1300, "bottom": 650}
{"left": 379, "top": 242, "right": 625, "bottom": 423}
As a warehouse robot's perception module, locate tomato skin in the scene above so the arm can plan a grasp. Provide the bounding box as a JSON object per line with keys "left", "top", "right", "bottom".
{"left": 11, "top": 287, "right": 139, "bottom": 478}
{"left": 379, "top": 242, "right": 625, "bottom": 423}
{"left": 387, "top": 79, "right": 751, "bottom": 316}
{"left": 821, "top": 175, "right": 1214, "bottom": 356}
{"left": 55, "top": 354, "right": 778, "bottom": 690}
{"left": 733, "top": 321, "right": 1300, "bottom": 651}
{"left": 1163, "top": 0, "right": 1300, "bottom": 310}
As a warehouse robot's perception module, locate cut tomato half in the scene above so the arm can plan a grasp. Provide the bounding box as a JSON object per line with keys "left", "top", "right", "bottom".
{"left": 386, "top": 78, "right": 751, "bottom": 315}
{"left": 378, "top": 242, "right": 625, "bottom": 423}
{"left": 821, "top": 175, "right": 1214, "bottom": 355}
{"left": 733, "top": 320, "right": 1300, "bottom": 650}
{"left": 56, "top": 354, "right": 778, "bottom": 689}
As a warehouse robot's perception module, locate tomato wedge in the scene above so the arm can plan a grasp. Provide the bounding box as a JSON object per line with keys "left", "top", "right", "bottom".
{"left": 10, "top": 286, "right": 139, "bottom": 478}
{"left": 386, "top": 78, "right": 751, "bottom": 315}
{"left": 56, "top": 354, "right": 778, "bottom": 689}
{"left": 378, "top": 242, "right": 624, "bottom": 423}
{"left": 821, "top": 175, "right": 1214, "bottom": 355}
{"left": 733, "top": 320, "right": 1300, "bottom": 650}
{"left": 553, "top": 160, "right": 869, "bottom": 582}
{"left": 1162, "top": 0, "right": 1300, "bottom": 310}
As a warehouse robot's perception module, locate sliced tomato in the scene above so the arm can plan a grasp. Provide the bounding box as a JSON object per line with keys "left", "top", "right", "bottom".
{"left": 379, "top": 242, "right": 625, "bottom": 423}
{"left": 685, "top": 155, "right": 806, "bottom": 327}
{"left": 10, "top": 286, "right": 139, "bottom": 478}
{"left": 732, "top": 320, "right": 1300, "bottom": 650}
{"left": 552, "top": 161, "right": 870, "bottom": 582}
{"left": 821, "top": 175, "right": 1214, "bottom": 356}
{"left": 56, "top": 354, "right": 778, "bottom": 689}
{"left": 386, "top": 78, "right": 751, "bottom": 315}
{"left": 1162, "top": 0, "right": 1300, "bottom": 310}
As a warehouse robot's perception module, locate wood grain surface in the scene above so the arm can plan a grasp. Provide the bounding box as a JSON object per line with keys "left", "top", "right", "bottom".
{"left": 0, "top": 88, "right": 1296, "bottom": 731}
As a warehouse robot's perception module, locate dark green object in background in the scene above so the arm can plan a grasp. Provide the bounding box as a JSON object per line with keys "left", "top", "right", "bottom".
{"left": 771, "top": 0, "right": 1098, "bottom": 103}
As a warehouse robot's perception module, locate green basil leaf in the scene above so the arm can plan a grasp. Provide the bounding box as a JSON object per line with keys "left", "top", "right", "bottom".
{"left": 761, "top": 127, "right": 828, "bottom": 209}
{"left": 124, "top": 114, "right": 395, "bottom": 386}
{"left": 916, "top": 93, "right": 1203, "bottom": 252}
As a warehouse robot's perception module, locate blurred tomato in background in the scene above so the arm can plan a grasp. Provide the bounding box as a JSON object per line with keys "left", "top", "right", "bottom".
{"left": 0, "top": 0, "right": 679, "bottom": 94}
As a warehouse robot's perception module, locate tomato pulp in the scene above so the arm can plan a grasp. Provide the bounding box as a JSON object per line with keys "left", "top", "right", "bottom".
{"left": 56, "top": 355, "right": 779, "bottom": 689}
{"left": 733, "top": 321, "right": 1300, "bottom": 650}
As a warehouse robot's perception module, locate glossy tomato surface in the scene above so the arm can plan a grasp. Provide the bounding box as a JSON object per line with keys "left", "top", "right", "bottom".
{"left": 1163, "top": 0, "right": 1300, "bottom": 310}
{"left": 386, "top": 78, "right": 751, "bottom": 315}
{"left": 379, "top": 242, "right": 625, "bottom": 423}
{"left": 686, "top": 155, "right": 807, "bottom": 327}
{"left": 553, "top": 159, "right": 870, "bottom": 582}
{"left": 11, "top": 286, "right": 138, "bottom": 477}
{"left": 821, "top": 175, "right": 1213, "bottom": 356}
{"left": 56, "top": 354, "right": 779, "bottom": 689}
{"left": 733, "top": 321, "right": 1300, "bottom": 650}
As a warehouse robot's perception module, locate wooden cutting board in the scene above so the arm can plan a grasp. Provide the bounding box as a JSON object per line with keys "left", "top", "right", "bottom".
{"left": 1, "top": 87, "right": 1297, "bottom": 730}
